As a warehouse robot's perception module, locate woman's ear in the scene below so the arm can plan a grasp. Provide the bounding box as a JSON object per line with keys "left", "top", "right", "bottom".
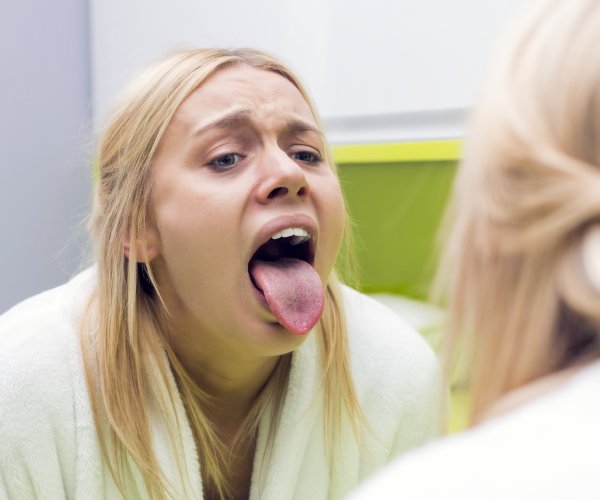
{"left": 124, "top": 225, "right": 161, "bottom": 262}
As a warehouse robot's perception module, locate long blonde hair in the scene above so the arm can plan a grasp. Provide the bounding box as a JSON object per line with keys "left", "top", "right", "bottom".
{"left": 83, "top": 48, "right": 361, "bottom": 499}
{"left": 436, "top": 0, "right": 600, "bottom": 423}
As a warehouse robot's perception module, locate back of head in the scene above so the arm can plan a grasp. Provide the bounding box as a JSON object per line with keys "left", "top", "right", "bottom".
{"left": 438, "top": 0, "right": 600, "bottom": 422}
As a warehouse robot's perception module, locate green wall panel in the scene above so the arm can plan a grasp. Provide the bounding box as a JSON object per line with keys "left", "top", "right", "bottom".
{"left": 336, "top": 158, "right": 456, "bottom": 300}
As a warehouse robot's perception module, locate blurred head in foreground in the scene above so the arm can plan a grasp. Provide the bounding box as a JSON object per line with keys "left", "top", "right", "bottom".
{"left": 438, "top": 0, "right": 600, "bottom": 423}
{"left": 348, "top": 2, "right": 600, "bottom": 499}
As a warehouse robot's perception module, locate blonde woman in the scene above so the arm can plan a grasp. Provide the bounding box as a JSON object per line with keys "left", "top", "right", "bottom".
{"left": 349, "top": 0, "right": 600, "bottom": 498}
{"left": 0, "top": 49, "right": 442, "bottom": 500}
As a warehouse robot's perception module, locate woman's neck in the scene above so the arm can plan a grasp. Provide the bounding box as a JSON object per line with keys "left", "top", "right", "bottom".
{"left": 171, "top": 327, "right": 279, "bottom": 424}
{"left": 172, "top": 333, "right": 279, "bottom": 500}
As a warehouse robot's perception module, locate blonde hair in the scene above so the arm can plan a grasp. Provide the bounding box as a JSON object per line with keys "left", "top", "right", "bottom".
{"left": 83, "top": 48, "right": 362, "bottom": 499}
{"left": 436, "top": 0, "right": 600, "bottom": 423}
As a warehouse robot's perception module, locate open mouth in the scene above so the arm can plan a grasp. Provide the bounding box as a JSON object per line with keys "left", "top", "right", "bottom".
{"left": 248, "top": 228, "right": 315, "bottom": 291}
{"left": 247, "top": 227, "right": 322, "bottom": 335}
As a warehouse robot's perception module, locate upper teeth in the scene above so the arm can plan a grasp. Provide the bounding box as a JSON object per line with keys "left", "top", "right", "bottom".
{"left": 271, "top": 227, "right": 310, "bottom": 246}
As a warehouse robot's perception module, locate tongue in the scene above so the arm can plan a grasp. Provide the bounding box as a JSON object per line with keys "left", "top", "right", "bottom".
{"left": 250, "top": 257, "right": 324, "bottom": 335}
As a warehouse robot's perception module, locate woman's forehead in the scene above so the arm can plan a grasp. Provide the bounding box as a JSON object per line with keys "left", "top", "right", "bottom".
{"left": 171, "top": 64, "right": 317, "bottom": 134}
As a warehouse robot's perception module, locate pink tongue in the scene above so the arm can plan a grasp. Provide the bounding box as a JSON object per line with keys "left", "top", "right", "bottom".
{"left": 250, "top": 257, "right": 324, "bottom": 335}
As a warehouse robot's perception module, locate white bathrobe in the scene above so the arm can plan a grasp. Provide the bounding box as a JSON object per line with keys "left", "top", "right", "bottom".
{"left": 0, "top": 268, "right": 443, "bottom": 499}
{"left": 348, "top": 359, "right": 600, "bottom": 500}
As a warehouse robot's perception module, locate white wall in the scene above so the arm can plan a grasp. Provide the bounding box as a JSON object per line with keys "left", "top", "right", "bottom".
{"left": 0, "top": 0, "right": 92, "bottom": 313}
{"left": 91, "top": 0, "right": 524, "bottom": 142}
{"left": 90, "top": 0, "right": 330, "bottom": 126}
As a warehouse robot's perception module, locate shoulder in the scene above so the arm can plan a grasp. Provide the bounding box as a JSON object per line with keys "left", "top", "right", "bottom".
{"left": 340, "top": 285, "right": 440, "bottom": 389}
{"left": 0, "top": 267, "right": 95, "bottom": 340}
{"left": 0, "top": 268, "right": 95, "bottom": 367}
{"left": 347, "top": 432, "right": 472, "bottom": 499}
{"left": 340, "top": 286, "right": 444, "bottom": 448}
{"left": 0, "top": 269, "right": 96, "bottom": 456}
{"left": 350, "top": 363, "right": 600, "bottom": 500}
{"left": 350, "top": 419, "right": 583, "bottom": 500}
{"left": 349, "top": 420, "right": 521, "bottom": 500}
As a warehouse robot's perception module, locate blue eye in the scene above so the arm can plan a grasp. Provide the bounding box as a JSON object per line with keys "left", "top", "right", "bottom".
{"left": 208, "top": 153, "right": 243, "bottom": 170}
{"left": 291, "top": 151, "right": 322, "bottom": 164}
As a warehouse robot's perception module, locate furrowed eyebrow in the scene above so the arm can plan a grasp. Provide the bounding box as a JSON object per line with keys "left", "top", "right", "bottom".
{"left": 282, "top": 119, "right": 324, "bottom": 139}
{"left": 191, "top": 110, "right": 253, "bottom": 137}
{"left": 190, "top": 111, "right": 324, "bottom": 139}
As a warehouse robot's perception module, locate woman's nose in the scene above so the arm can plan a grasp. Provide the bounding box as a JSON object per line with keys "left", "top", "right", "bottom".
{"left": 255, "top": 149, "right": 310, "bottom": 204}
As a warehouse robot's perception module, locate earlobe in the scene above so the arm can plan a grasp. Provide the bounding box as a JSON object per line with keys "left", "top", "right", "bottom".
{"left": 124, "top": 226, "right": 161, "bottom": 263}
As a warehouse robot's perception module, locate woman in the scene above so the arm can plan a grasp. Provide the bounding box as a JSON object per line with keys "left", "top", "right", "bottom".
{"left": 349, "top": 0, "right": 600, "bottom": 498}
{"left": 0, "top": 49, "right": 442, "bottom": 499}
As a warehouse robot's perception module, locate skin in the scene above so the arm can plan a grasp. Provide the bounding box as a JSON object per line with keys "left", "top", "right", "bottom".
{"left": 135, "top": 64, "right": 345, "bottom": 496}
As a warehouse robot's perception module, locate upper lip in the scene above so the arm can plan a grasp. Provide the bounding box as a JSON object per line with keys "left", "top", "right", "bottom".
{"left": 249, "top": 213, "right": 318, "bottom": 264}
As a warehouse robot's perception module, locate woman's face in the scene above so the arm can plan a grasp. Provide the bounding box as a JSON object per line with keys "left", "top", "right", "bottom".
{"left": 147, "top": 64, "right": 345, "bottom": 357}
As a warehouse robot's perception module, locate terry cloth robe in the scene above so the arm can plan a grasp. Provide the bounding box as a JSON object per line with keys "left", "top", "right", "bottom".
{"left": 0, "top": 268, "right": 443, "bottom": 499}
{"left": 348, "top": 359, "right": 600, "bottom": 500}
